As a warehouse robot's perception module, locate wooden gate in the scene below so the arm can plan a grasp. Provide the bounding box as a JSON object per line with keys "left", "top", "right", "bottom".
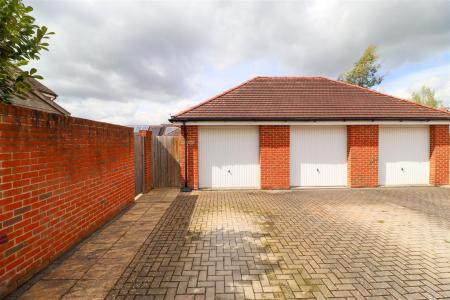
{"left": 152, "top": 136, "right": 180, "bottom": 187}
{"left": 134, "top": 133, "right": 144, "bottom": 195}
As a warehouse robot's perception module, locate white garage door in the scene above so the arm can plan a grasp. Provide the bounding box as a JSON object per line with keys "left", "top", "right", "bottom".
{"left": 379, "top": 126, "right": 429, "bottom": 186}
{"left": 199, "top": 126, "right": 260, "bottom": 189}
{"left": 290, "top": 126, "right": 347, "bottom": 187}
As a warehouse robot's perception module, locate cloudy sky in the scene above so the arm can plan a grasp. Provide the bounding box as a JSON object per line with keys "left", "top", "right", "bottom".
{"left": 28, "top": 0, "right": 450, "bottom": 125}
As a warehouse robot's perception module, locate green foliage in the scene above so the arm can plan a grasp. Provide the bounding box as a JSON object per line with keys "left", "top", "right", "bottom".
{"left": 411, "top": 86, "right": 443, "bottom": 108}
{"left": 338, "top": 45, "right": 384, "bottom": 88}
{"left": 0, "top": 0, "right": 53, "bottom": 103}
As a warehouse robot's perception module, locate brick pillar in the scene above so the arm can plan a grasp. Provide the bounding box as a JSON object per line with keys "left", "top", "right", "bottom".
{"left": 430, "top": 125, "right": 449, "bottom": 186}
{"left": 180, "top": 125, "right": 199, "bottom": 189}
{"left": 347, "top": 125, "right": 379, "bottom": 188}
{"left": 259, "top": 125, "right": 290, "bottom": 189}
{"left": 139, "top": 130, "right": 153, "bottom": 192}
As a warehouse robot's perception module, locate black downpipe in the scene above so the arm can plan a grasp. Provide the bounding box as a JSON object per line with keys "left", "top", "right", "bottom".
{"left": 181, "top": 122, "right": 192, "bottom": 192}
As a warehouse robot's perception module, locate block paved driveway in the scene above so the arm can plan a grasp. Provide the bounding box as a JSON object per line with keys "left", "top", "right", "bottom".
{"left": 108, "top": 188, "right": 450, "bottom": 299}
{"left": 16, "top": 187, "right": 450, "bottom": 299}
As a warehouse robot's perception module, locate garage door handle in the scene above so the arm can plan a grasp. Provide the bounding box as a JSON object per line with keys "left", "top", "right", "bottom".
{"left": 316, "top": 168, "right": 320, "bottom": 173}
{"left": 401, "top": 167, "right": 405, "bottom": 172}
{"left": 228, "top": 169, "right": 231, "bottom": 174}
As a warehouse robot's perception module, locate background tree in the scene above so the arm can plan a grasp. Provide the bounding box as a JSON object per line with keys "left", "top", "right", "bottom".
{"left": 338, "top": 45, "right": 384, "bottom": 88}
{"left": 411, "top": 86, "right": 443, "bottom": 108}
{"left": 0, "top": 0, "right": 53, "bottom": 103}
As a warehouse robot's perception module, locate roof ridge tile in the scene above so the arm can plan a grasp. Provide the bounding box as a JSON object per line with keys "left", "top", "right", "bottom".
{"left": 255, "top": 76, "right": 325, "bottom": 80}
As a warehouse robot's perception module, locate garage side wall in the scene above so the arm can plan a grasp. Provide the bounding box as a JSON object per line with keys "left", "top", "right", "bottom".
{"left": 0, "top": 104, "right": 135, "bottom": 298}
{"left": 260, "top": 125, "right": 290, "bottom": 189}
{"left": 347, "top": 125, "right": 379, "bottom": 188}
{"left": 180, "top": 125, "right": 199, "bottom": 189}
{"left": 430, "top": 125, "right": 449, "bottom": 186}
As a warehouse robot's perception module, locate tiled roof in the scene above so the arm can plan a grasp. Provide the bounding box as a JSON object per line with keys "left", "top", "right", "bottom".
{"left": 171, "top": 77, "right": 450, "bottom": 121}
{"left": 8, "top": 76, "right": 70, "bottom": 116}
{"left": 28, "top": 77, "right": 57, "bottom": 97}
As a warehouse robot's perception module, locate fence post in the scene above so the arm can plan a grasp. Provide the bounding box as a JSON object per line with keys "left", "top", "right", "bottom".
{"left": 139, "top": 130, "right": 153, "bottom": 192}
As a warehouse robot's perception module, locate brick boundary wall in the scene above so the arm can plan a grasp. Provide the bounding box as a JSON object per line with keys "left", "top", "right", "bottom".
{"left": 430, "top": 125, "right": 449, "bottom": 186}
{"left": 0, "top": 104, "right": 135, "bottom": 298}
{"left": 259, "top": 125, "right": 290, "bottom": 189}
{"left": 139, "top": 130, "right": 153, "bottom": 193}
{"left": 180, "top": 126, "right": 198, "bottom": 189}
{"left": 347, "top": 125, "right": 379, "bottom": 188}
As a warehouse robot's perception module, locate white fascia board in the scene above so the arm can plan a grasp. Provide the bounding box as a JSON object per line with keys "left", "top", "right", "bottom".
{"left": 171, "top": 120, "right": 450, "bottom": 126}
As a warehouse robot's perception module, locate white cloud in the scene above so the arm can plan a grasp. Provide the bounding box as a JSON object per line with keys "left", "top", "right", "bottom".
{"left": 380, "top": 63, "right": 450, "bottom": 107}
{"left": 27, "top": 0, "right": 450, "bottom": 124}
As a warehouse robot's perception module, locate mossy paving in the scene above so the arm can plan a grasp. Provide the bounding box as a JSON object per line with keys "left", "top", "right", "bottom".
{"left": 107, "top": 188, "right": 450, "bottom": 299}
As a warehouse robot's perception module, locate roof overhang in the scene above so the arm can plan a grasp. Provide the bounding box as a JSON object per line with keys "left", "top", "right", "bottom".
{"left": 170, "top": 118, "right": 450, "bottom": 126}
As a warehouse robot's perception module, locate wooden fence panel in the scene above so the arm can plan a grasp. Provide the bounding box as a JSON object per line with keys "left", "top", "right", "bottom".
{"left": 152, "top": 136, "right": 180, "bottom": 187}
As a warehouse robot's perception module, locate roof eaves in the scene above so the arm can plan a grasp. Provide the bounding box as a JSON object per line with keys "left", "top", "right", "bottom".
{"left": 30, "top": 77, "right": 58, "bottom": 97}
{"left": 31, "top": 90, "right": 70, "bottom": 116}
{"left": 170, "top": 116, "right": 450, "bottom": 122}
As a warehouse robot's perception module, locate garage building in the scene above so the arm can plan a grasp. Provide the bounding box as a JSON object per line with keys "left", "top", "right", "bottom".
{"left": 169, "top": 76, "right": 450, "bottom": 189}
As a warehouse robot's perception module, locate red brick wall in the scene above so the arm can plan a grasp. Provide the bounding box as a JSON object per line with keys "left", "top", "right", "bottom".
{"left": 139, "top": 130, "right": 152, "bottom": 193}
{"left": 0, "top": 104, "right": 135, "bottom": 297}
{"left": 347, "top": 125, "right": 379, "bottom": 188}
{"left": 180, "top": 125, "right": 198, "bottom": 189}
{"left": 430, "top": 125, "right": 449, "bottom": 186}
{"left": 177, "top": 124, "right": 450, "bottom": 189}
{"left": 259, "top": 126, "right": 290, "bottom": 189}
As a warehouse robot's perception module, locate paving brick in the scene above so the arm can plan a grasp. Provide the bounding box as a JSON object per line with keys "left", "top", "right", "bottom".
{"left": 10, "top": 189, "right": 177, "bottom": 300}
{"left": 13, "top": 187, "right": 450, "bottom": 299}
